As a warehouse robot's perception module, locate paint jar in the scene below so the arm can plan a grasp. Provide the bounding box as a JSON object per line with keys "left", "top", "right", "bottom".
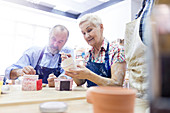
{"left": 54, "top": 79, "right": 73, "bottom": 91}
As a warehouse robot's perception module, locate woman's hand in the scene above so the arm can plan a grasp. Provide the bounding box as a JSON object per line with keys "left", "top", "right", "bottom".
{"left": 65, "top": 65, "right": 91, "bottom": 79}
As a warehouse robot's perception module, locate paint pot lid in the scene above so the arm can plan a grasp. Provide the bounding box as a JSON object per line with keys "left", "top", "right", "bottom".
{"left": 39, "top": 101, "right": 67, "bottom": 113}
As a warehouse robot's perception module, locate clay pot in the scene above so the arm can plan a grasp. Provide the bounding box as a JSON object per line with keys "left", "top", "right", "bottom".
{"left": 86, "top": 86, "right": 136, "bottom": 113}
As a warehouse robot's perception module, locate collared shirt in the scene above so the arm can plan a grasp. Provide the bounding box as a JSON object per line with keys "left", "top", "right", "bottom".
{"left": 84, "top": 39, "right": 125, "bottom": 66}
{"left": 5, "top": 46, "right": 74, "bottom": 79}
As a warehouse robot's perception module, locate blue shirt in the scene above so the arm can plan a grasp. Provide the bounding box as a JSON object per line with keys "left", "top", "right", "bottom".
{"left": 5, "top": 46, "right": 74, "bottom": 79}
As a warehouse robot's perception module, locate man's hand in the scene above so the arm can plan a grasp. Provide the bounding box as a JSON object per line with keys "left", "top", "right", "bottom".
{"left": 10, "top": 66, "right": 36, "bottom": 80}
{"left": 20, "top": 66, "right": 36, "bottom": 75}
{"left": 47, "top": 74, "right": 57, "bottom": 87}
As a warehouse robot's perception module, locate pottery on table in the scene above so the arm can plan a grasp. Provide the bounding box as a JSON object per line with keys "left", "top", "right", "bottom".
{"left": 86, "top": 86, "right": 136, "bottom": 113}
{"left": 54, "top": 78, "right": 73, "bottom": 91}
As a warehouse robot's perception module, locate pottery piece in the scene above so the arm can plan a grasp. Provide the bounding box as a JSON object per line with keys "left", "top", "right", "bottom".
{"left": 54, "top": 78, "right": 73, "bottom": 91}
{"left": 86, "top": 86, "right": 136, "bottom": 113}
{"left": 61, "top": 58, "right": 76, "bottom": 71}
{"left": 22, "top": 75, "right": 42, "bottom": 91}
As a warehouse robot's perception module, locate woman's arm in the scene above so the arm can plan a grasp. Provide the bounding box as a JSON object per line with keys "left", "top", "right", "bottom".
{"left": 65, "top": 62, "right": 126, "bottom": 86}
{"left": 86, "top": 61, "right": 126, "bottom": 86}
{"left": 110, "top": 61, "right": 126, "bottom": 86}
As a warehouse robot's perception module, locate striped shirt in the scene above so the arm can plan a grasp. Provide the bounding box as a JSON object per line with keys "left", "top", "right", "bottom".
{"left": 84, "top": 39, "right": 125, "bottom": 66}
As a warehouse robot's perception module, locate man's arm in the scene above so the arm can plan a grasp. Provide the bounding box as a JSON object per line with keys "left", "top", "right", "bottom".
{"left": 5, "top": 46, "right": 40, "bottom": 80}
{"left": 10, "top": 69, "right": 23, "bottom": 80}
{"left": 10, "top": 66, "right": 36, "bottom": 80}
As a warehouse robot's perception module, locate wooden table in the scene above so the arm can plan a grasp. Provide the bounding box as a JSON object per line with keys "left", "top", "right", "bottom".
{"left": 0, "top": 85, "right": 149, "bottom": 113}
{"left": 0, "top": 85, "right": 87, "bottom": 106}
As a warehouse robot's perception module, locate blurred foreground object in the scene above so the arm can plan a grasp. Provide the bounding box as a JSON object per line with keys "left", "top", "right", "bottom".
{"left": 86, "top": 86, "right": 136, "bottom": 113}
{"left": 0, "top": 76, "right": 4, "bottom": 95}
{"left": 156, "top": 0, "right": 170, "bottom": 4}
{"left": 150, "top": 3, "right": 170, "bottom": 113}
{"left": 39, "top": 101, "right": 67, "bottom": 113}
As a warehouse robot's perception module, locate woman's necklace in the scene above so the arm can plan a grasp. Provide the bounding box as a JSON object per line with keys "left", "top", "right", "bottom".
{"left": 93, "top": 40, "right": 103, "bottom": 62}
{"left": 93, "top": 48, "right": 101, "bottom": 62}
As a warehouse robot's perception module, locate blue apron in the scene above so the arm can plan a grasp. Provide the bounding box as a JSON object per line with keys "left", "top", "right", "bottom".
{"left": 35, "top": 47, "right": 61, "bottom": 83}
{"left": 86, "top": 42, "right": 111, "bottom": 87}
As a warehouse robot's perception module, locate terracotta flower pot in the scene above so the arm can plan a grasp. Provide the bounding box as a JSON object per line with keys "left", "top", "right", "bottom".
{"left": 86, "top": 86, "right": 136, "bottom": 113}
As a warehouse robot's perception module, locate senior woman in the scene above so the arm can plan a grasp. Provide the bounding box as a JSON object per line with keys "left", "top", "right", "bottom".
{"left": 65, "top": 14, "right": 126, "bottom": 87}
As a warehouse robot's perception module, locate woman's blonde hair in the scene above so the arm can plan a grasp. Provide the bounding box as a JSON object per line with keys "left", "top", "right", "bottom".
{"left": 79, "top": 13, "right": 102, "bottom": 27}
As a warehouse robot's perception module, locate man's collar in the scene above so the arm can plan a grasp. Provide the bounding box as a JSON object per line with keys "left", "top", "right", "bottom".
{"left": 44, "top": 46, "right": 50, "bottom": 54}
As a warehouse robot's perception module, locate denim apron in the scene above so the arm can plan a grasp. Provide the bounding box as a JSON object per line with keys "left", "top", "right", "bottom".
{"left": 35, "top": 47, "right": 61, "bottom": 83}
{"left": 86, "top": 42, "right": 111, "bottom": 87}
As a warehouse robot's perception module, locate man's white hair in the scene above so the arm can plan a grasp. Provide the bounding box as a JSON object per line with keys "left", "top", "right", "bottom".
{"left": 79, "top": 13, "right": 102, "bottom": 27}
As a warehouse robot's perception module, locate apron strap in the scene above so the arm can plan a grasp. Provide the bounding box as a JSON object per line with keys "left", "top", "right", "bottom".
{"left": 36, "top": 47, "right": 45, "bottom": 66}
{"left": 104, "top": 42, "right": 110, "bottom": 61}
{"left": 58, "top": 54, "right": 61, "bottom": 68}
{"left": 139, "top": 0, "right": 154, "bottom": 43}
{"left": 88, "top": 50, "right": 92, "bottom": 62}
{"left": 135, "top": 0, "right": 147, "bottom": 19}
{"left": 104, "top": 42, "right": 111, "bottom": 77}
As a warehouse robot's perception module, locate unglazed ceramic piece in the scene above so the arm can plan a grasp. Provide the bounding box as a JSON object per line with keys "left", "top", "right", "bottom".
{"left": 86, "top": 86, "right": 136, "bottom": 113}
{"left": 61, "top": 58, "right": 76, "bottom": 71}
